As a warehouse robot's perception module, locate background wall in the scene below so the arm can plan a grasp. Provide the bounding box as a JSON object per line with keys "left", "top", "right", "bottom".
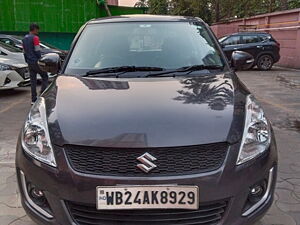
{"left": 0, "top": 0, "right": 146, "bottom": 49}
{"left": 211, "top": 8, "right": 300, "bottom": 69}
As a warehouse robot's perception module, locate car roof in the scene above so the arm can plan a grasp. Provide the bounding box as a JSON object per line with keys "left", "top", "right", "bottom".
{"left": 229, "top": 32, "right": 271, "bottom": 36}
{"left": 0, "top": 34, "right": 22, "bottom": 40}
{"left": 0, "top": 34, "right": 11, "bottom": 38}
{"left": 88, "top": 14, "right": 204, "bottom": 24}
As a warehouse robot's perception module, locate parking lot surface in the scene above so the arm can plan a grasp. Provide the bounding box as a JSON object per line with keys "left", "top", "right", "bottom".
{"left": 0, "top": 67, "right": 300, "bottom": 225}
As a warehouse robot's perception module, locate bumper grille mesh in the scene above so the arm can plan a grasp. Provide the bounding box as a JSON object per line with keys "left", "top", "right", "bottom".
{"left": 64, "top": 143, "right": 228, "bottom": 177}
{"left": 15, "top": 67, "right": 29, "bottom": 79}
{"left": 67, "top": 200, "right": 228, "bottom": 225}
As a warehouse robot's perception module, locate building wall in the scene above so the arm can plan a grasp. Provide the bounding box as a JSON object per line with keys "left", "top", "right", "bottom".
{"left": 107, "top": 0, "right": 119, "bottom": 5}
{"left": 211, "top": 8, "right": 300, "bottom": 69}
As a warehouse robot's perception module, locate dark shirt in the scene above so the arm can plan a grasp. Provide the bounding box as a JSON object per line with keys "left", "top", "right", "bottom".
{"left": 22, "top": 34, "right": 41, "bottom": 64}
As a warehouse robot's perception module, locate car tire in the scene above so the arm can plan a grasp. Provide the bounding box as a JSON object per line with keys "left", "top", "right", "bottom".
{"left": 257, "top": 55, "right": 274, "bottom": 70}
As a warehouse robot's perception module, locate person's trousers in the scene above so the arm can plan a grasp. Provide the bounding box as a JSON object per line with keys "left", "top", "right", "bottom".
{"left": 28, "top": 63, "right": 49, "bottom": 102}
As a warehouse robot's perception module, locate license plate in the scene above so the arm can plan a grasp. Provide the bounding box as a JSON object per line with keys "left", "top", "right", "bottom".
{"left": 96, "top": 186, "right": 199, "bottom": 210}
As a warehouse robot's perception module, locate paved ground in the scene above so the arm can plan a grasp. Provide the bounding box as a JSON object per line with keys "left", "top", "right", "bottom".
{"left": 0, "top": 67, "right": 300, "bottom": 225}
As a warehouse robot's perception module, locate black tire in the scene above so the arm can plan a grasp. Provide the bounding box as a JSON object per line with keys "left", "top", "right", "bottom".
{"left": 257, "top": 55, "right": 274, "bottom": 70}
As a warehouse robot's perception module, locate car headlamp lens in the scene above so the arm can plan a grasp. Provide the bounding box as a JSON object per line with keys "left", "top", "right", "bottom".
{"left": 0, "top": 63, "right": 12, "bottom": 71}
{"left": 22, "top": 97, "right": 56, "bottom": 167}
{"left": 237, "top": 95, "right": 271, "bottom": 165}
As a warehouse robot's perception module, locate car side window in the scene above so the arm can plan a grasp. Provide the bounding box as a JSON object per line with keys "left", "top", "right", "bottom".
{"left": 0, "top": 38, "right": 14, "bottom": 46}
{"left": 241, "top": 35, "right": 262, "bottom": 44}
{"left": 222, "top": 36, "right": 241, "bottom": 46}
{"left": 260, "top": 35, "right": 270, "bottom": 42}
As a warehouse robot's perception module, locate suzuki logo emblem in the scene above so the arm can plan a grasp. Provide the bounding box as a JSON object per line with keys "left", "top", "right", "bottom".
{"left": 136, "top": 152, "right": 157, "bottom": 173}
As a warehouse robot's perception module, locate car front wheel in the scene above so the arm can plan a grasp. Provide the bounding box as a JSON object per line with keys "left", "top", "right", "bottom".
{"left": 257, "top": 55, "right": 274, "bottom": 70}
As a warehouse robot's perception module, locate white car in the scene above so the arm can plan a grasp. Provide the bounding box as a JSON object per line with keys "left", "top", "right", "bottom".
{"left": 0, "top": 42, "right": 30, "bottom": 90}
{"left": 0, "top": 42, "right": 56, "bottom": 90}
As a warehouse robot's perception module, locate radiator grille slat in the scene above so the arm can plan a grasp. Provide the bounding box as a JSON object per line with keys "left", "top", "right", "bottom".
{"left": 64, "top": 143, "right": 228, "bottom": 177}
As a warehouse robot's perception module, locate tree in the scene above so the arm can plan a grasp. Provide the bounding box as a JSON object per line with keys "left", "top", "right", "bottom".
{"left": 289, "top": 0, "right": 300, "bottom": 9}
{"left": 169, "top": 0, "right": 193, "bottom": 16}
{"left": 169, "top": 0, "right": 212, "bottom": 24}
{"left": 135, "top": 0, "right": 300, "bottom": 24}
{"left": 280, "top": 0, "right": 288, "bottom": 10}
{"left": 148, "top": 0, "right": 169, "bottom": 14}
{"left": 97, "top": 0, "right": 112, "bottom": 16}
{"left": 134, "top": 0, "right": 148, "bottom": 8}
{"left": 135, "top": 0, "right": 168, "bottom": 14}
{"left": 214, "top": 0, "right": 220, "bottom": 22}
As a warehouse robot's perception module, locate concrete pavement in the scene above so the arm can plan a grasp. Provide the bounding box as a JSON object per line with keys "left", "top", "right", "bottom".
{"left": 0, "top": 67, "right": 300, "bottom": 225}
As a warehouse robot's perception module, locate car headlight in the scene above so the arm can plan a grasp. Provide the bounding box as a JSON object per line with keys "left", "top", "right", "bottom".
{"left": 237, "top": 95, "right": 271, "bottom": 165}
{"left": 21, "top": 97, "right": 56, "bottom": 167}
{"left": 0, "top": 63, "right": 13, "bottom": 71}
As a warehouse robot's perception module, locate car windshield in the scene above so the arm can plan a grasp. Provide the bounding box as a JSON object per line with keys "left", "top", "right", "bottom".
{"left": 0, "top": 42, "right": 22, "bottom": 53}
{"left": 12, "top": 35, "right": 58, "bottom": 50}
{"left": 65, "top": 21, "right": 226, "bottom": 76}
{"left": 40, "top": 41, "right": 59, "bottom": 50}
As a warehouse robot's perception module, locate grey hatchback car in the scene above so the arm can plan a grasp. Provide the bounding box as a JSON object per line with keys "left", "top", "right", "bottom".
{"left": 16, "top": 15, "right": 277, "bottom": 225}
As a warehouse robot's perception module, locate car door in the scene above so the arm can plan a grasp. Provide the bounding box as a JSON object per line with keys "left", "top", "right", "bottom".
{"left": 220, "top": 35, "right": 242, "bottom": 61}
{"left": 238, "top": 35, "right": 264, "bottom": 60}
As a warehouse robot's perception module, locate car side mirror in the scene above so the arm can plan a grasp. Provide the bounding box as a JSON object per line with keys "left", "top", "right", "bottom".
{"left": 231, "top": 51, "right": 254, "bottom": 71}
{"left": 38, "top": 53, "right": 61, "bottom": 74}
{"left": 15, "top": 44, "right": 23, "bottom": 50}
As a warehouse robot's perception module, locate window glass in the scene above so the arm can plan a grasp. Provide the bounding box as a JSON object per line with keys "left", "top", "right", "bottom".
{"left": 0, "top": 42, "right": 22, "bottom": 53}
{"left": 0, "top": 38, "right": 14, "bottom": 46}
{"left": 222, "top": 36, "right": 241, "bottom": 46}
{"left": 242, "top": 35, "right": 262, "bottom": 44}
{"left": 65, "top": 22, "right": 225, "bottom": 75}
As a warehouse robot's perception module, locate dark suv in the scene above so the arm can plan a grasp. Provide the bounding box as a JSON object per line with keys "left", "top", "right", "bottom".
{"left": 219, "top": 32, "right": 280, "bottom": 70}
{"left": 16, "top": 15, "right": 277, "bottom": 225}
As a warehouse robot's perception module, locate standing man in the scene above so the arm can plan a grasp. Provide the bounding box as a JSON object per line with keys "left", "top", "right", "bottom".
{"left": 22, "top": 23, "right": 48, "bottom": 105}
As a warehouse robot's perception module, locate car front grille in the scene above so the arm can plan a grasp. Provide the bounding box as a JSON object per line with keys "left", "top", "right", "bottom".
{"left": 64, "top": 143, "right": 228, "bottom": 177}
{"left": 15, "top": 67, "right": 29, "bottom": 79}
{"left": 67, "top": 200, "right": 228, "bottom": 225}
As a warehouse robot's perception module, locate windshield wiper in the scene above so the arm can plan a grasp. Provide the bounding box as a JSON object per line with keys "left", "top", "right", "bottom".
{"left": 83, "top": 66, "right": 164, "bottom": 77}
{"left": 146, "top": 64, "right": 224, "bottom": 77}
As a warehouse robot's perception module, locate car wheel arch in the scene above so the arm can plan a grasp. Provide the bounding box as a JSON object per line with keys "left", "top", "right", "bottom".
{"left": 256, "top": 53, "right": 275, "bottom": 70}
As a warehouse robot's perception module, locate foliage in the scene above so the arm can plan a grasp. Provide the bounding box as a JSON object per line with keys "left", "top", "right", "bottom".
{"left": 134, "top": 0, "right": 148, "bottom": 8}
{"left": 289, "top": 0, "right": 300, "bottom": 9}
{"left": 148, "top": 0, "right": 169, "bottom": 14}
{"left": 169, "top": 0, "right": 212, "bottom": 23}
{"left": 134, "top": 0, "right": 300, "bottom": 24}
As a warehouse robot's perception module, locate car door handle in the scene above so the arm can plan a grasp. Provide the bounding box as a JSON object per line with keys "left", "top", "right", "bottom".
{"left": 233, "top": 48, "right": 238, "bottom": 50}
{"left": 257, "top": 46, "right": 263, "bottom": 48}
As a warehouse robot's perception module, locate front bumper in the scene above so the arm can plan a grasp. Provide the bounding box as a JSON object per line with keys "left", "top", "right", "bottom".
{"left": 16, "top": 136, "right": 277, "bottom": 225}
{"left": 273, "top": 53, "right": 280, "bottom": 63}
{"left": 18, "top": 78, "right": 31, "bottom": 87}
{"left": 0, "top": 70, "right": 24, "bottom": 90}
